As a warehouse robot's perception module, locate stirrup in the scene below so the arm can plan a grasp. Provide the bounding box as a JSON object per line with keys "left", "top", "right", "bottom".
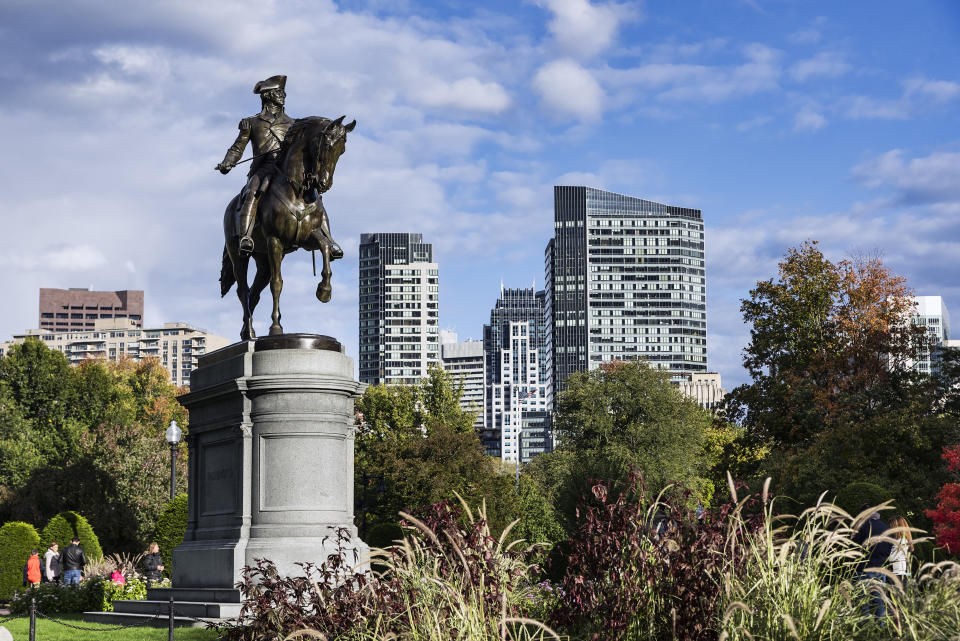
{"left": 238, "top": 235, "right": 255, "bottom": 256}
{"left": 330, "top": 241, "right": 343, "bottom": 261}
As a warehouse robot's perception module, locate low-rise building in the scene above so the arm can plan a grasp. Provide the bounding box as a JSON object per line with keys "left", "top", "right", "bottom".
{"left": 677, "top": 371, "right": 726, "bottom": 411}
{"left": 2, "top": 318, "right": 230, "bottom": 388}
{"left": 440, "top": 339, "right": 485, "bottom": 431}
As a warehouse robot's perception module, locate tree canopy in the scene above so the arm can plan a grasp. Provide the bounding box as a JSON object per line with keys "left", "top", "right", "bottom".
{"left": 725, "top": 241, "right": 960, "bottom": 523}
{"left": 0, "top": 339, "right": 188, "bottom": 552}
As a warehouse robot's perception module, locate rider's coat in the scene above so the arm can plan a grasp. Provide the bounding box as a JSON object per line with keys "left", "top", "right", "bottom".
{"left": 221, "top": 111, "right": 296, "bottom": 177}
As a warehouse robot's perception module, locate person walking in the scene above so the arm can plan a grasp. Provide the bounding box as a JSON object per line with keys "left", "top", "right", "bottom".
{"left": 852, "top": 505, "right": 894, "bottom": 619}
{"left": 61, "top": 537, "right": 87, "bottom": 586}
{"left": 23, "top": 549, "right": 42, "bottom": 588}
{"left": 888, "top": 515, "right": 914, "bottom": 586}
{"left": 142, "top": 542, "right": 164, "bottom": 585}
{"left": 43, "top": 541, "right": 61, "bottom": 584}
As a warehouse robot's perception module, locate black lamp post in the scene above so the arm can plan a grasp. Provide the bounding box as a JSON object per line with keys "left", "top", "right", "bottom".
{"left": 165, "top": 420, "right": 182, "bottom": 500}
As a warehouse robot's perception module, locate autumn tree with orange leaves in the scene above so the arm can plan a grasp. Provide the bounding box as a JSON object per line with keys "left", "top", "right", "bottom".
{"left": 726, "top": 241, "right": 960, "bottom": 524}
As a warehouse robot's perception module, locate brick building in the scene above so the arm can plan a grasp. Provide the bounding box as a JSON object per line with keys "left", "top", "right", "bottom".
{"left": 39, "top": 288, "right": 144, "bottom": 332}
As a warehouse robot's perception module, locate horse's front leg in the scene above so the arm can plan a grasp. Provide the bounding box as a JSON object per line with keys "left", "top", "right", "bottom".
{"left": 266, "top": 236, "right": 284, "bottom": 335}
{"left": 316, "top": 242, "right": 333, "bottom": 303}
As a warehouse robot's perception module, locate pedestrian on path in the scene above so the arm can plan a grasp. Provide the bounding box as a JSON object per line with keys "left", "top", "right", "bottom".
{"left": 43, "top": 541, "right": 61, "bottom": 583}
{"left": 22, "top": 549, "right": 41, "bottom": 588}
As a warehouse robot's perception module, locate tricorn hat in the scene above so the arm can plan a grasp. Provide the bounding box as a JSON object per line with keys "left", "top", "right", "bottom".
{"left": 254, "top": 75, "right": 287, "bottom": 94}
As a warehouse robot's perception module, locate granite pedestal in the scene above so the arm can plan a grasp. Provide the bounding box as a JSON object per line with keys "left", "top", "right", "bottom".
{"left": 173, "top": 333, "right": 368, "bottom": 588}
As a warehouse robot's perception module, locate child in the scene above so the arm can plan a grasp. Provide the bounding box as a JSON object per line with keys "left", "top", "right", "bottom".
{"left": 23, "top": 549, "right": 42, "bottom": 587}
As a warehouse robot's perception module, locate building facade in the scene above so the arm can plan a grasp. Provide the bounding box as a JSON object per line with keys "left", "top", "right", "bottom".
{"left": 546, "top": 186, "right": 707, "bottom": 392}
{"left": 483, "top": 287, "right": 553, "bottom": 462}
{"left": 911, "top": 296, "right": 952, "bottom": 375}
{"left": 3, "top": 318, "right": 229, "bottom": 387}
{"left": 39, "top": 288, "right": 144, "bottom": 332}
{"left": 440, "top": 339, "right": 485, "bottom": 431}
{"left": 677, "top": 371, "right": 726, "bottom": 411}
{"left": 358, "top": 233, "right": 440, "bottom": 385}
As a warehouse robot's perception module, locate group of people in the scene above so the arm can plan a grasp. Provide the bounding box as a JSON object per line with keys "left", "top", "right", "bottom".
{"left": 22, "top": 537, "right": 88, "bottom": 587}
{"left": 22, "top": 540, "right": 165, "bottom": 588}
{"left": 853, "top": 506, "right": 915, "bottom": 619}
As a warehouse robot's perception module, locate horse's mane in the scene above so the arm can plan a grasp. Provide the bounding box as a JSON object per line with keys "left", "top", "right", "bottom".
{"left": 280, "top": 116, "right": 331, "bottom": 154}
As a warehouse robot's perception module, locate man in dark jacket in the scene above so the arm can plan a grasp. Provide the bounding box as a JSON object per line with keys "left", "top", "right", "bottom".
{"left": 852, "top": 505, "right": 893, "bottom": 618}
{"left": 61, "top": 537, "right": 87, "bottom": 586}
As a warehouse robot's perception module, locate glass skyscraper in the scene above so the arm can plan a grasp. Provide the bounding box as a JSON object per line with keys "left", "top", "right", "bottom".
{"left": 482, "top": 286, "right": 552, "bottom": 462}
{"left": 547, "top": 186, "right": 707, "bottom": 391}
{"left": 358, "top": 233, "right": 439, "bottom": 385}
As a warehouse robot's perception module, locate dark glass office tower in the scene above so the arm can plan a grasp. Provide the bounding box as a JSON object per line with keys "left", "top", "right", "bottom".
{"left": 547, "top": 186, "right": 707, "bottom": 392}
{"left": 482, "top": 287, "right": 552, "bottom": 462}
{"left": 358, "top": 233, "right": 439, "bottom": 385}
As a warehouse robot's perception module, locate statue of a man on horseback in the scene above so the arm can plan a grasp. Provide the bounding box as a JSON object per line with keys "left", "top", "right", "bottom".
{"left": 217, "top": 74, "right": 355, "bottom": 340}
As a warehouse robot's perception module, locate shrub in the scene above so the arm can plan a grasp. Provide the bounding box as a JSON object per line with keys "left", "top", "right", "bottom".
{"left": 0, "top": 521, "right": 41, "bottom": 600}
{"left": 152, "top": 493, "right": 187, "bottom": 579}
{"left": 41, "top": 511, "right": 103, "bottom": 560}
{"left": 551, "top": 471, "right": 764, "bottom": 641}
{"left": 365, "top": 521, "right": 403, "bottom": 549}
{"left": 835, "top": 481, "right": 892, "bottom": 516}
{"left": 10, "top": 580, "right": 98, "bottom": 614}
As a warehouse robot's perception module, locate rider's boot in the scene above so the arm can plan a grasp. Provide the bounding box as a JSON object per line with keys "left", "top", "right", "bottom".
{"left": 236, "top": 192, "right": 257, "bottom": 257}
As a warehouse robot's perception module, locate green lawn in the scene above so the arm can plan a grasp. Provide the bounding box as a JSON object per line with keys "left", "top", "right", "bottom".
{"left": 0, "top": 615, "right": 220, "bottom": 640}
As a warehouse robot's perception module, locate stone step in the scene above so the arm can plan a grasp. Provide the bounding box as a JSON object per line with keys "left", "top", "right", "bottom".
{"left": 147, "top": 586, "right": 242, "bottom": 603}
{"left": 81, "top": 611, "right": 212, "bottom": 629}
{"left": 113, "top": 598, "right": 242, "bottom": 618}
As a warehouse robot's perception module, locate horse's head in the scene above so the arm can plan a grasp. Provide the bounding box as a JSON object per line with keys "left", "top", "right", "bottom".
{"left": 310, "top": 115, "right": 356, "bottom": 194}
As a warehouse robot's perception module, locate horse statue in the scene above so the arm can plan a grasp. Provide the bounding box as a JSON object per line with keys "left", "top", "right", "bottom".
{"left": 218, "top": 115, "right": 356, "bottom": 340}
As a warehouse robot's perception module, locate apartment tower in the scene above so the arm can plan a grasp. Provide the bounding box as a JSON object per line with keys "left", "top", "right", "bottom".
{"left": 546, "top": 186, "right": 707, "bottom": 391}
{"left": 358, "top": 233, "right": 440, "bottom": 385}
{"left": 482, "top": 286, "right": 552, "bottom": 462}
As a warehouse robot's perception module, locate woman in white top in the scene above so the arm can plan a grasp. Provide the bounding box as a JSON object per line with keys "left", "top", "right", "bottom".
{"left": 888, "top": 515, "right": 914, "bottom": 585}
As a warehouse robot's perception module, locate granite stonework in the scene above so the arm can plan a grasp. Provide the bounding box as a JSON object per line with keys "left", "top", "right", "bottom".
{"left": 172, "top": 334, "right": 368, "bottom": 588}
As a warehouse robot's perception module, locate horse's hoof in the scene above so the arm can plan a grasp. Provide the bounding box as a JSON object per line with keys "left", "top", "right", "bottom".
{"left": 269, "top": 324, "right": 283, "bottom": 335}
{"left": 316, "top": 283, "right": 332, "bottom": 303}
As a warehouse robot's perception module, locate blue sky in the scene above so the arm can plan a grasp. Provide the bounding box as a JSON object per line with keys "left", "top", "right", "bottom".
{"left": 1, "top": 0, "right": 958, "bottom": 389}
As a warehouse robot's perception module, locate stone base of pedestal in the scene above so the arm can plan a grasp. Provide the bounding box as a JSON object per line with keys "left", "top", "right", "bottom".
{"left": 170, "top": 334, "right": 368, "bottom": 589}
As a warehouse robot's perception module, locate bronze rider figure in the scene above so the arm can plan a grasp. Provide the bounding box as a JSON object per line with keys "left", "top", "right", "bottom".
{"left": 216, "top": 75, "right": 295, "bottom": 257}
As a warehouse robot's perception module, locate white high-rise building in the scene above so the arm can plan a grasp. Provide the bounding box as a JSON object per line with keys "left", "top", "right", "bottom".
{"left": 483, "top": 287, "right": 552, "bottom": 463}
{"left": 911, "top": 296, "right": 952, "bottom": 375}
{"left": 441, "top": 340, "right": 485, "bottom": 431}
{"left": 358, "top": 233, "right": 440, "bottom": 385}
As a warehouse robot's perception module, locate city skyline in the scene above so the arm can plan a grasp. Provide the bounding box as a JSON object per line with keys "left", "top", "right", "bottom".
{"left": 1, "top": 1, "right": 958, "bottom": 390}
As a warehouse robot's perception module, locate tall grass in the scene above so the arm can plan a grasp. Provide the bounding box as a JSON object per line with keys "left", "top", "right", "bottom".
{"left": 719, "top": 480, "right": 960, "bottom": 641}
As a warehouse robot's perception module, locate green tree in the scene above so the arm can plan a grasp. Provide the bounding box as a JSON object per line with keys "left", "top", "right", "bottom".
{"left": 0, "top": 521, "right": 41, "bottom": 600}
{"left": 0, "top": 340, "right": 189, "bottom": 552}
{"left": 726, "top": 241, "right": 959, "bottom": 522}
{"left": 529, "top": 360, "right": 715, "bottom": 533}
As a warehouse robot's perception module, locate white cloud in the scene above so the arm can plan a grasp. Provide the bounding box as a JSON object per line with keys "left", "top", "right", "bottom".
{"left": 533, "top": 59, "right": 605, "bottom": 121}
{"left": 790, "top": 51, "right": 850, "bottom": 82}
{"left": 415, "top": 77, "right": 511, "bottom": 114}
{"left": 793, "top": 107, "right": 827, "bottom": 132}
{"left": 607, "top": 43, "right": 782, "bottom": 103}
{"left": 0, "top": 244, "right": 108, "bottom": 272}
{"left": 536, "top": 0, "right": 634, "bottom": 58}
{"left": 737, "top": 115, "right": 772, "bottom": 131}
{"left": 852, "top": 149, "right": 960, "bottom": 205}
{"left": 842, "top": 77, "right": 960, "bottom": 120}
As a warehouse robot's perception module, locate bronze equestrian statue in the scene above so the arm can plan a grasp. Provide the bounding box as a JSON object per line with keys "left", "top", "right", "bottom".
{"left": 217, "top": 75, "right": 355, "bottom": 340}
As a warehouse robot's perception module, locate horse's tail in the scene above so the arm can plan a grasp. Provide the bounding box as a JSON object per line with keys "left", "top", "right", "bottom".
{"left": 219, "top": 246, "right": 235, "bottom": 297}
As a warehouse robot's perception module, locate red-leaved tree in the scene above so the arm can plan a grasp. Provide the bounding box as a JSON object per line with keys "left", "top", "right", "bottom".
{"left": 925, "top": 446, "right": 960, "bottom": 554}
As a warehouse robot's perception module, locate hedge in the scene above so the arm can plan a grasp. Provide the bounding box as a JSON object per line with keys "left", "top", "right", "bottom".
{"left": 0, "top": 521, "right": 41, "bottom": 601}
{"left": 9, "top": 576, "right": 147, "bottom": 614}
{"left": 835, "top": 481, "right": 894, "bottom": 517}
{"left": 40, "top": 511, "right": 103, "bottom": 561}
{"left": 153, "top": 493, "right": 188, "bottom": 579}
